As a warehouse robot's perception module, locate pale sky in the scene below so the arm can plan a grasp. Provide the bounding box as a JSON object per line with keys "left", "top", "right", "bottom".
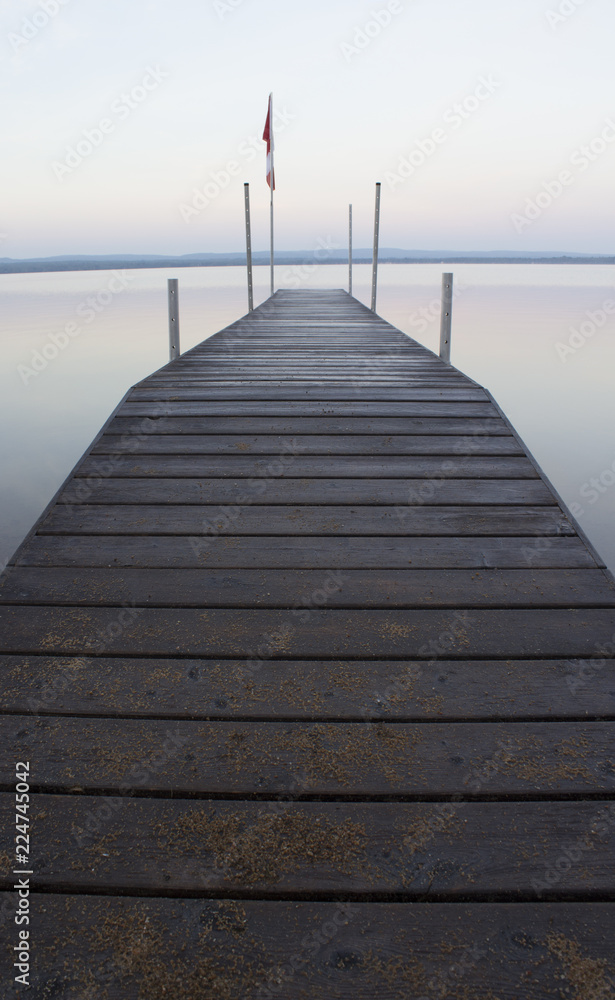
{"left": 2, "top": 0, "right": 615, "bottom": 257}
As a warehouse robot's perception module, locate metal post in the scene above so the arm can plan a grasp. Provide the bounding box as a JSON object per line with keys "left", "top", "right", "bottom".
{"left": 439, "top": 273, "right": 453, "bottom": 364}
{"left": 348, "top": 203, "right": 353, "bottom": 296}
{"left": 269, "top": 173, "right": 274, "bottom": 297}
{"left": 168, "top": 278, "right": 180, "bottom": 361}
{"left": 370, "top": 182, "right": 381, "bottom": 312}
{"left": 244, "top": 183, "right": 254, "bottom": 311}
{"left": 269, "top": 97, "right": 275, "bottom": 297}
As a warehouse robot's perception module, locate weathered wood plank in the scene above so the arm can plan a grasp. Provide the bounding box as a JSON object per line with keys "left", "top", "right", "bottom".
{"left": 92, "top": 434, "right": 524, "bottom": 456}
{"left": 4, "top": 567, "right": 610, "bottom": 609}
{"left": 1, "top": 655, "right": 611, "bottom": 720}
{"left": 129, "top": 386, "right": 489, "bottom": 401}
{"left": 143, "top": 372, "right": 475, "bottom": 380}
{"left": 3, "top": 795, "right": 614, "bottom": 896}
{"left": 107, "top": 414, "right": 515, "bottom": 435}
{"left": 144, "top": 375, "right": 472, "bottom": 384}
{"left": 57, "top": 478, "right": 555, "bottom": 507}
{"left": 120, "top": 400, "right": 498, "bottom": 417}
{"left": 39, "top": 504, "right": 574, "bottom": 537}
{"left": 4, "top": 896, "right": 613, "bottom": 999}
{"left": 76, "top": 455, "right": 537, "bottom": 480}
{"left": 0, "top": 717, "right": 613, "bottom": 794}
{"left": 1, "top": 606, "right": 613, "bottom": 658}
{"left": 14, "top": 535, "right": 594, "bottom": 569}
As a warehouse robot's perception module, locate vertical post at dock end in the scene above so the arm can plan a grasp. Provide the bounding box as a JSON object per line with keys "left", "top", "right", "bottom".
{"left": 371, "top": 182, "right": 381, "bottom": 312}
{"left": 439, "top": 272, "right": 453, "bottom": 365}
{"left": 168, "top": 278, "right": 180, "bottom": 362}
{"left": 348, "top": 203, "right": 353, "bottom": 297}
{"left": 244, "top": 183, "right": 254, "bottom": 311}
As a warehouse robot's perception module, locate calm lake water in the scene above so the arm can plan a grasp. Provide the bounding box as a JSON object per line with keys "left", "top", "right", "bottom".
{"left": 1, "top": 263, "right": 614, "bottom": 575}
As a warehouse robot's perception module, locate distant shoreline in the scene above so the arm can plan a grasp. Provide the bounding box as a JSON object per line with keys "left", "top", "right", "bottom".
{"left": 2, "top": 254, "right": 614, "bottom": 274}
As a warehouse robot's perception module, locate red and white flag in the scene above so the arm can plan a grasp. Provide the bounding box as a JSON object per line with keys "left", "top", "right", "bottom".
{"left": 262, "top": 93, "right": 275, "bottom": 190}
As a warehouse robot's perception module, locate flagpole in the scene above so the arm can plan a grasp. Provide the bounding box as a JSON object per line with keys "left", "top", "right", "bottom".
{"left": 244, "top": 183, "right": 254, "bottom": 311}
{"left": 371, "top": 182, "right": 381, "bottom": 312}
{"left": 348, "top": 204, "right": 353, "bottom": 296}
{"left": 269, "top": 93, "right": 275, "bottom": 297}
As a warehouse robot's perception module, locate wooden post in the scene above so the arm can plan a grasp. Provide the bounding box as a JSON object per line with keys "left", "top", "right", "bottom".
{"left": 348, "top": 203, "right": 353, "bottom": 296}
{"left": 439, "top": 273, "right": 453, "bottom": 365}
{"left": 168, "top": 279, "right": 180, "bottom": 361}
{"left": 371, "top": 182, "right": 381, "bottom": 312}
{"left": 244, "top": 183, "right": 254, "bottom": 311}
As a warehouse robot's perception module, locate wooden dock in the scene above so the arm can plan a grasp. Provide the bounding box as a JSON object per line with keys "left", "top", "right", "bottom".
{"left": 1, "top": 288, "right": 614, "bottom": 998}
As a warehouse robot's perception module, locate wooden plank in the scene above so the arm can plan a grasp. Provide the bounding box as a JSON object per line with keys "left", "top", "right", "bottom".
{"left": 120, "top": 400, "right": 498, "bottom": 417}
{"left": 141, "top": 371, "right": 464, "bottom": 378}
{"left": 75, "top": 455, "right": 538, "bottom": 479}
{"left": 14, "top": 535, "right": 594, "bottom": 569}
{"left": 6, "top": 896, "right": 614, "bottom": 999}
{"left": 108, "top": 414, "right": 514, "bottom": 435}
{"left": 143, "top": 371, "right": 475, "bottom": 379}
{"left": 92, "top": 433, "right": 524, "bottom": 456}
{"left": 1, "top": 655, "right": 611, "bottom": 720}
{"left": 3, "top": 795, "right": 614, "bottom": 896}
{"left": 2, "top": 567, "right": 611, "bottom": 609}
{"left": 144, "top": 373, "right": 472, "bottom": 382}
{"left": 162, "top": 373, "right": 468, "bottom": 383}
{"left": 0, "top": 717, "right": 613, "bottom": 794}
{"left": 56, "top": 478, "right": 557, "bottom": 506}
{"left": 129, "top": 387, "right": 489, "bottom": 401}
{"left": 0, "top": 606, "right": 613, "bottom": 658}
{"left": 155, "top": 359, "right": 454, "bottom": 364}
{"left": 39, "top": 504, "right": 576, "bottom": 536}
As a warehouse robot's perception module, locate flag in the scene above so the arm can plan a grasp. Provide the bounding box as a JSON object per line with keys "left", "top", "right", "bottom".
{"left": 263, "top": 93, "right": 275, "bottom": 190}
